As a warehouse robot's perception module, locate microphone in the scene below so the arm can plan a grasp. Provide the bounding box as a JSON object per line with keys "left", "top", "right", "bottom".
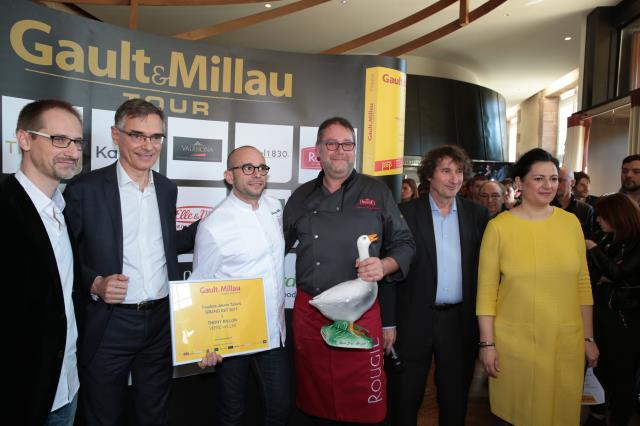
{"left": 386, "top": 345, "right": 403, "bottom": 373}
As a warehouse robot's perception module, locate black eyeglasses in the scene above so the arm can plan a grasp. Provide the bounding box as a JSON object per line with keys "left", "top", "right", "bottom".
{"left": 229, "top": 163, "right": 270, "bottom": 176}
{"left": 115, "top": 127, "right": 165, "bottom": 144}
{"left": 27, "top": 130, "right": 87, "bottom": 151}
{"left": 321, "top": 140, "right": 356, "bottom": 151}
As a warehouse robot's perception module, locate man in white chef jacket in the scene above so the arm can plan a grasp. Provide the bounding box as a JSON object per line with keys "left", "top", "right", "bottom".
{"left": 191, "top": 145, "right": 290, "bottom": 426}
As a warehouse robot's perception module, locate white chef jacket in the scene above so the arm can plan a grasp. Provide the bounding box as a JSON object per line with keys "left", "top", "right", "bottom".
{"left": 191, "top": 191, "right": 286, "bottom": 349}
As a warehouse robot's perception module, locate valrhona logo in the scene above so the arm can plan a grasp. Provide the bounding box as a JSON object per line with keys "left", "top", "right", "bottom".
{"left": 173, "top": 137, "right": 222, "bottom": 162}
{"left": 300, "top": 147, "right": 321, "bottom": 169}
{"left": 176, "top": 205, "right": 213, "bottom": 229}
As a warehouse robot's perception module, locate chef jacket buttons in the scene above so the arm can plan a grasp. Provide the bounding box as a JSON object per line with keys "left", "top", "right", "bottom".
{"left": 316, "top": 261, "right": 321, "bottom": 266}
{"left": 313, "top": 210, "right": 317, "bottom": 214}
{"left": 336, "top": 207, "right": 340, "bottom": 211}
{"left": 314, "top": 234, "right": 318, "bottom": 239}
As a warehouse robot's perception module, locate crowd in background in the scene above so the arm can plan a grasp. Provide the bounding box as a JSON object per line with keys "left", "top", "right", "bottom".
{"left": 401, "top": 154, "right": 640, "bottom": 426}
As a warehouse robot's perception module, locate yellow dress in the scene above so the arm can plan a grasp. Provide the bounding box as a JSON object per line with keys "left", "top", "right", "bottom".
{"left": 476, "top": 208, "right": 592, "bottom": 426}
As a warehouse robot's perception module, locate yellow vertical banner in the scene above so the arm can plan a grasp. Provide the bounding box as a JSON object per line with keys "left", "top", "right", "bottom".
{"left": 362, "top": 67, "right": 406, "bottom": 176}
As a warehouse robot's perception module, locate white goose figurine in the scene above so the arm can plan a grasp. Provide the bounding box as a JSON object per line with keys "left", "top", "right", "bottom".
{"left": 309, "top": 234, "right": 378, "bottom": 349}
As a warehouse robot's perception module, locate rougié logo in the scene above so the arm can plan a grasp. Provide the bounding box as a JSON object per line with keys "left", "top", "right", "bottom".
{"left": 300, "top": 146, "right": 321, "bottom": 170}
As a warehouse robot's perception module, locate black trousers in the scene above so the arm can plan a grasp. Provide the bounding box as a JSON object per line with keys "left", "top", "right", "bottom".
{"left": 593, "top": 306, "right": 640, "bottom": 426}
{"left": 213, "top": 346, "right": 291, "bottom": 426}
{"left": 389, "top": 305, "right": 475, "bottom": 426}
{"left": 82, "top": 300, "right": 172, "bottom": 426}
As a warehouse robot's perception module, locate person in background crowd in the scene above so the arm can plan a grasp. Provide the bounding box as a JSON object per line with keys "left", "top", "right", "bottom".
{"left": 64, "top": 99, "right": 202, "bottom": 426}
{"left": 500, "top": 178, "right": 519, "bottom": 210}
{"left": 193, "top": 146, "right": 290, "bottom": 425}
{"left": 2, "top": 99, "right": 85, "bottom": 426}
{"left": 477, "top": 148, "right": 598, "bottom": 426}
{"left": 401, "top": 178, "right": 419, "bottom": 202}
{"left": 552, "top": 167, "right": 596, "bottom": 238}
{"left": 478, "top": 180, "right": 506, "bottom": 218}
{"left": 389, "top": 145, "right": 489, "bottom": 426}
{"left": 574, "top": 171, "right": 599, "bottom": 206}
{"left": 283, "top": 116, "right": 415, "bottom": 425}
{"left": 585, "top": 194, "right": 640, "bottom": 426}
{"left": 620, "top": 154, "right": 640, "bottom": 205}
{"left": 418, "top": 181, "right": 430, "bottom": 196}
{"left": 469, "top": 174, "right": 488, "bottom": 203}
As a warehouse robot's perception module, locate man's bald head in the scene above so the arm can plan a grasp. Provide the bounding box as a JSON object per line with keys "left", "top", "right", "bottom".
{"left": 557, "top": 167, "right": 575, "bottom": 199}
{"left": 227, "top": 146, "right": 263, "bottom": 170}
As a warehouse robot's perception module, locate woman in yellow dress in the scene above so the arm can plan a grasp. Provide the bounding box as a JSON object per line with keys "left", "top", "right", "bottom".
{"left": 476, "top": 148, "right": 599, "bottom": 425}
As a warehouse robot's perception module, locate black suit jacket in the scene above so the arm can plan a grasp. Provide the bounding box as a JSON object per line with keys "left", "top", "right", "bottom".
{"left": 1, "top": 175, "right": 85, "bottom": 426}
{"left": 386, "top": 196, "right": 489, "bottom": 362}
{"left": 63, "top": 162, "right": 196, "bottom": 365}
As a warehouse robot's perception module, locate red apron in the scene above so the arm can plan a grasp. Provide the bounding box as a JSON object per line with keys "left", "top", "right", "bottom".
{"left": 293, "top": 290, "right": 387, "bottom": 423}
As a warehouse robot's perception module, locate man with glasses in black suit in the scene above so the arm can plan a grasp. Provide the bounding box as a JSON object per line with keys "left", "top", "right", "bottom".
{"left": 64, "top": 99, "right": 201, "bottom": 425}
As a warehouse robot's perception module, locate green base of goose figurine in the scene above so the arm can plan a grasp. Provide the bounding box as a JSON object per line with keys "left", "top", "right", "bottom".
{"left": 320, "top": 320, "right": 373, "bottom": 349}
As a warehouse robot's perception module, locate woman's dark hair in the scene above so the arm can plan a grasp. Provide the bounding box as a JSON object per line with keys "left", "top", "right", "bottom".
{"left": 510, "top": 148, "right": 559, "bottom": 180}
{"left": 402, "top": 178, "right": 419, "bottom": 200}
{"left": 418, "top": 145, "right": 472, "bottom": 187}
{"left": 594, "top": 193, "right": 640, "bottom": 242}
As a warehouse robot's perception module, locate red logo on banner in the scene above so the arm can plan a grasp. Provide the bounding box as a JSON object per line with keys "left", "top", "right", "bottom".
{"left": 374, "top": 158, "right": 404, "bottom": 172}
{"left": 300, "top": 147, "right": 321, "bottom": 169}
{"left": 357, "top": 198, "right": 378, "bottom": 209}
{"left": 176, "top": 205, "right": 213, "bottom": 229}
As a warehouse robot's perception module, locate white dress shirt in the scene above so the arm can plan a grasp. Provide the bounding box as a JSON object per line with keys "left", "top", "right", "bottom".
{"left": 16, "top": 170, "right": 79, "bottom": 411}
{"left": 116, "top": 162, "right": 168, "bottom": 303}
{"left": 191, "top": 191, "right": 286, "bottom": 349}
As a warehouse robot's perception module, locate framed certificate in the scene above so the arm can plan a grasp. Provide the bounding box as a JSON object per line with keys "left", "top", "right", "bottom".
{"left": 168, "top": 278, "right": 269, "bottom": 365}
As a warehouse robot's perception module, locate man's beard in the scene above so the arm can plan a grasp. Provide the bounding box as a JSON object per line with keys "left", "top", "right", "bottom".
{"left": 622, "top": 179, "right": 640, "bottom": 192}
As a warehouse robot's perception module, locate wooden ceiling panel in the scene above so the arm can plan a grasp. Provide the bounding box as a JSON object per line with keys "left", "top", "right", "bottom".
{"left": 47, "top": 1, "right": 274, "bottom": 5}
{"left": 174, "top": 0, "right": 330, "bottom": 40}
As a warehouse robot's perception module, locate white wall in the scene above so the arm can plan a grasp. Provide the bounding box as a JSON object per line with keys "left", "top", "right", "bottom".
{"left": 587, "top": 112, "right": 629, "bottom": 196}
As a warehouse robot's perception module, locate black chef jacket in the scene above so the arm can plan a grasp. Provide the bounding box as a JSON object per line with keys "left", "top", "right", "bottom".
{"left": 284, "top": 170, "right": 415, "bottom": 300}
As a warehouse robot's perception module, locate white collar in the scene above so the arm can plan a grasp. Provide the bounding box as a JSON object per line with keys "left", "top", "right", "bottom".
{"left": 116, "top": 161, "right": 154, "bottom": 189}
{"left": 227, "top": 190, "right": 263, "bottom": 211}
{"left": 15, "top": 169, "right": 65, "bottom": 213}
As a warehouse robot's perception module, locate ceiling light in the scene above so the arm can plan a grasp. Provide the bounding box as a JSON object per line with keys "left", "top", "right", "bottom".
{"left": 340, "top": 0, "right": 348, "bottom": 4}
{"left": 265, "top": 3, "right": 272, "bottom": 8}
{"left": 564, "top": 36, "right": 572, "bottom": 41}
{"left": 525, "top": 0, "right": 544, "bottom": 6}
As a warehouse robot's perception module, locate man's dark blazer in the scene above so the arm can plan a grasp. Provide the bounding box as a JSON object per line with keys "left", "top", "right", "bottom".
{"left": 63, "top": 162, "right": 196, "bottom": 365}
{"left": 1, "top": 175, "right": 85, "bottom": 426}
{"left": 387, "top": 195, "right": 489, "bottom": 365}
